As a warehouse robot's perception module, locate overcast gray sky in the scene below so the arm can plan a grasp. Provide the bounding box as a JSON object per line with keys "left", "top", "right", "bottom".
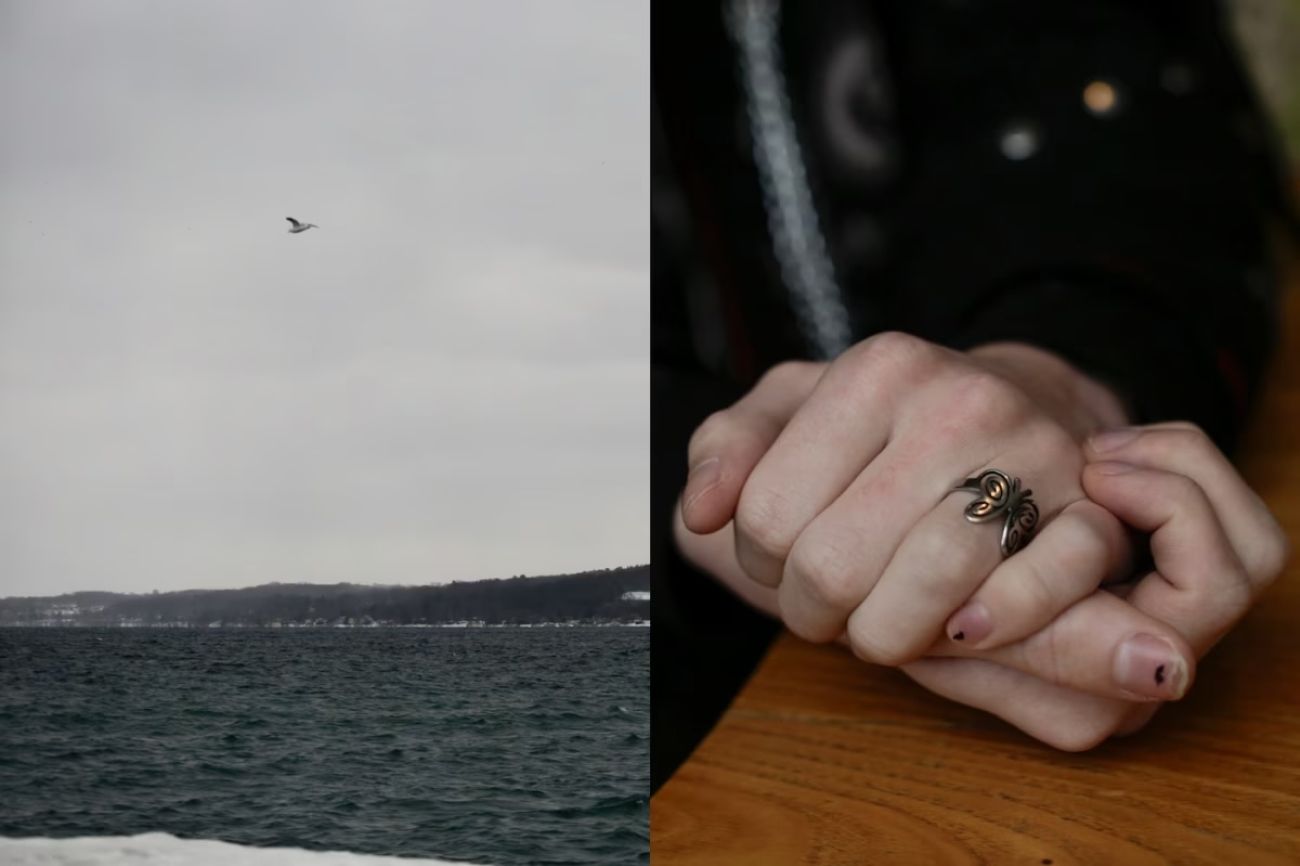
{"left": 0, "top": 1, "right": 647, "bottom": 597}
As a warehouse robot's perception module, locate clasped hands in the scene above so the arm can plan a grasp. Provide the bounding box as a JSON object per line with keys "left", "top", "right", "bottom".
{"left": 674, "top": 333, "right": 1288, "bottom": 749}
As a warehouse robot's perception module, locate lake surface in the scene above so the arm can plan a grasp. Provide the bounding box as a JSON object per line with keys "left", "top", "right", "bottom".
{"left": 0, "top": 627, "right": 648, "bottom": 865}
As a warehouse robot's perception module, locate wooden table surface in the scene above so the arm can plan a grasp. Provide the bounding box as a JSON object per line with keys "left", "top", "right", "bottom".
{"left": 653, "top": 276, "right": 1300, "bottom": 864}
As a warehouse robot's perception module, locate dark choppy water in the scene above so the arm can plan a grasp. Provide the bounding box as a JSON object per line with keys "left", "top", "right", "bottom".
{"left": 0, "top": 628, "right": 648, "bottom": 865}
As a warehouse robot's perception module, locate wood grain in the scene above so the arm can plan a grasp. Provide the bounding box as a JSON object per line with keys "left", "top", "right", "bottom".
{"left": 653, "top": 265, "right": 1300, "bottom": 864}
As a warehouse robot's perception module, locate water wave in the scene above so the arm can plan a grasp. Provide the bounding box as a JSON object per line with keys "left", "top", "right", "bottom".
{"left": 0, "top": 628, "right": 648, "bottom": 865}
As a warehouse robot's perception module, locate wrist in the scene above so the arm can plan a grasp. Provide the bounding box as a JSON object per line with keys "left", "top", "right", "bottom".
{"left": 967, "top": 342, "right": 1132, "bottom": 439}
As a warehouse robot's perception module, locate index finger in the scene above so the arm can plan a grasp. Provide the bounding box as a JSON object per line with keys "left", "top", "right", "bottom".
{"left": 682, "top": 361, "right": 823, "bottom": 534}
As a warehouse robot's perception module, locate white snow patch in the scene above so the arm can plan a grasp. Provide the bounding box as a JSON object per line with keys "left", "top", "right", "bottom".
{"left": 0, "top": 834, "right": 488, "bottom": 866}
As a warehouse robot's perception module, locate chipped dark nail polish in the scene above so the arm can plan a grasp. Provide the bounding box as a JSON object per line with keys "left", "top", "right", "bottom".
{"left": 946, "top": 602, "right": 991, "bottom": 646}
{"left": 1115, "top": 633, "right": 1188, "bottom": 700}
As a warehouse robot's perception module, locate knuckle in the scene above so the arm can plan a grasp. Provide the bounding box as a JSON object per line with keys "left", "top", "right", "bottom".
{"left": 787, "top": 538, "right": 865, "bottom": 613}
{"left": 1154, "top": 423, "right": 1214, "bottom": 461}
{"left": 844, "top": 331, "right": 938, "bottom": 385}
{"left": 943, "top": 371, "right": 1028, "bottom": 432}
{"left": 688, "top": 409, "right": 736, "bottom": 459}
{"left": 1033, "top": 423, "right": 1084, "bottom": 464}
{"left": 759, "top": 359, "right": 820, "bottom": 392}
{"left": 859, "top": 330, "right": 928, "bottom": 362}
{"left": 733, "top": 487, "right": 796, "bottom": 562}
{"left": 1251, "top": 525, "right": 1291, "bottom": 589}
{"left": 847, "top": 625, "right": 912, "bottom": 667}
{"left": 1168, "top": 421, "right": 1211, "bottom": 443}
{"left": 1171, "top": 423, "right": 1214, "bottom": 453}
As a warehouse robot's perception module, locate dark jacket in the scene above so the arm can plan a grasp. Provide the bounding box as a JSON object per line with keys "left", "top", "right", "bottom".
{"left": 651, "top": 0, "right": 1293, "bottom": 790}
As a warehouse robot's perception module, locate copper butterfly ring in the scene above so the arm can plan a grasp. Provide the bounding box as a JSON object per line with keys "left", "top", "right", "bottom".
{"left": 951, "top": 469, "right": 1040, "bottom": 558}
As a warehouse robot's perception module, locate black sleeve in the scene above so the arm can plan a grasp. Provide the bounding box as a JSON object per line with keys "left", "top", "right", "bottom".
{"left": 878, "top": 0, "right": 1290, "bottom": 453}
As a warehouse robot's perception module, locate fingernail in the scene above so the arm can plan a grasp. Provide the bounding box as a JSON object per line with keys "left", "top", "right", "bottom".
{"left": 1089, "top": 427, "right": 1140, "bottom": 453}
{"left": 947, "top": 601, "right": 992, "bottom": 645}
{"left": 1091, "top": 461, "right": 1138, "bottom": 476}
{"left": 682, "top": 457, "right": 721, "bottom": 514}
{"left": 1114, "top": 633, "right": 1189, "bottom": 700}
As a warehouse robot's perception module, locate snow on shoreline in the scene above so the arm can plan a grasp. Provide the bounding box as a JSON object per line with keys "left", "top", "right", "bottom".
{"left": 0, "top": 834, "right": 489, "bottom": 865}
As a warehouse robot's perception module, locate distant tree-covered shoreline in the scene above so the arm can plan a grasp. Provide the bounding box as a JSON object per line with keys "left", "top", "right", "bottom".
{"left": 0, "top": 566, "right": 649, "bottom": 627}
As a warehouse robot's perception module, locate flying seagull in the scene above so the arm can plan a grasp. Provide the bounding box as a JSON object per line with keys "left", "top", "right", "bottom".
{"left": 286, "top": 217, "right": 318, "bottom": 234}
